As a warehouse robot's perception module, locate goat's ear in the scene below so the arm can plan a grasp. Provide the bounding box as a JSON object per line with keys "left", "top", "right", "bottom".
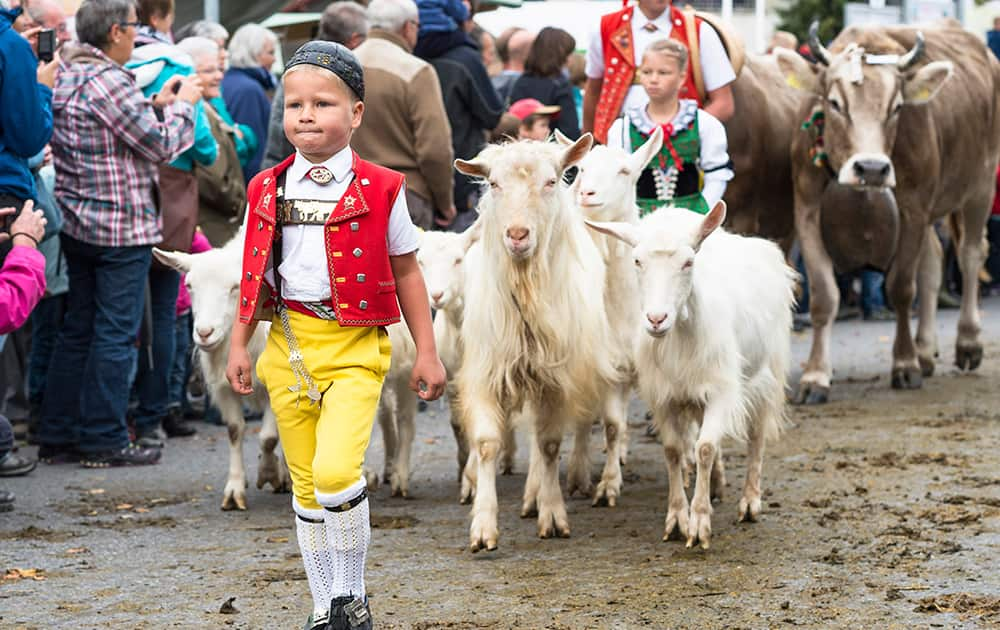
{"left": 455, "top": 158, "right": 489, "bottom": 179}
{"left": 560, "top": 133, "right": 594, "bottom": 172}
{"left": 152, "top": 248, "right": 193, "bottom": 273}
{"left": 552, "top": 129, "right": 574, "bottom": 147}
{"left": 584, "top": 219, "right": 639, "bottom": 247}
{"left": 461, "top": 217, "right": 483, "bottom": 252}
{"left": 903, "top": 60, "right": 952, "bottom": 104}
{"left": 775, "top": 48, "right": 819, "bottom": 92}
{"left": 629, "top": 125, "right": 663, "bottom": 174}
{"left": 694, "top": 201, "right": 727, "bottom": 250}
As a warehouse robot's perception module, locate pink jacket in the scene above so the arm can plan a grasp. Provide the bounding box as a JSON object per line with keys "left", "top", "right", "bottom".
{"left": 176, "top": 230, "right": 212, "bottom": 316}
{"left": 0, "top": 245, "right": 46, "bottom": 334}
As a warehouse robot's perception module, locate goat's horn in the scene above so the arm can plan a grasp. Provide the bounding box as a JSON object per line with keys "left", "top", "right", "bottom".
{"left": 808, "top": 21, "right": 831, "bottom": 66}
{"left": 897, "top": 31, "right": 925, "bottom": 70}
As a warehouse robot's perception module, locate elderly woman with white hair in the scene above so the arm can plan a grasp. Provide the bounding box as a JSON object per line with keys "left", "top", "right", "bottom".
{"left": 221, "top": 23, "right": 278, "bottom": 183}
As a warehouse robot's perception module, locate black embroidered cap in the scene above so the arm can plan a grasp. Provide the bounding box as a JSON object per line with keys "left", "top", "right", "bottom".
{"left": 285, "top": 40, "right": 365, "bottom": 101}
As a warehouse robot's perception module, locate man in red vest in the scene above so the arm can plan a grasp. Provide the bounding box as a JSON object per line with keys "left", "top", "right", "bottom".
{"left": 582, "top": 0, "right": 736, "bottom": 144}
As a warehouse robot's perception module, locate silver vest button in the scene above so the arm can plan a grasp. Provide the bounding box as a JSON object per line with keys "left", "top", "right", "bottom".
{"left": 356, "top": 273, "right": 366, "bottom": 282}
{"left": 359, "top": 300, "right": 368, "bottom": 310}
{"left": 350, "top": 221, "right": 360, "bottom": 232}
{"left": 353, "top": 247, "right": 363, "bottom": 258}
{"left": 257, "top": 221, "right": 264, "bottom": 231}
{"left": 252, "top": 247, "right": 259, "bottom": 257}
{"left": 245, "top": 272, "right": 252, "bottom": 280}
{"left": 241, "top": 297, "right": 248, "bottom": 306}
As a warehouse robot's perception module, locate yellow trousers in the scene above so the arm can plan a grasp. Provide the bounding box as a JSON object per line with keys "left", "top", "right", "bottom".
{"left": 257, "top": 310, "right": 391, "bottom": 511}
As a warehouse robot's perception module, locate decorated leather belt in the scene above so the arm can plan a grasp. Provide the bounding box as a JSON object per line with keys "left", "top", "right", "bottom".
{"left": 277, "top": 199, "right": 339, "bottom": 225}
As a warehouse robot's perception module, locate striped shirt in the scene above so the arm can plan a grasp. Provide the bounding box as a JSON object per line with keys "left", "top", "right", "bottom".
{"left": 51, "top": 43, "right": 195, "bottom": 247}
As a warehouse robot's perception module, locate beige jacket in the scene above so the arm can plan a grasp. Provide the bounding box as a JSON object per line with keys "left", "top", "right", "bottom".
{"left": 352, "top": 30, "right": 454, "bottom": 213}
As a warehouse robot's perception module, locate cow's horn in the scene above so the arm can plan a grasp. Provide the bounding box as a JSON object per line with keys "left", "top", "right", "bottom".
{"left": 808, "top": 21, "right": 831, "bottom": 66}
{"left": 897, "top": 32, "right": 925, "bottom": 70}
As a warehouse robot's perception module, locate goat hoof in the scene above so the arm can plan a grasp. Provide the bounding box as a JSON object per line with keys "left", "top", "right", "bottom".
{"left": 955, "top": 343, "right": 983, "bottom": 371}
{"left": 793, "top": 382, "right": 829, "bottom": 405}
{"left": 890, "top": 365, "right": 923, "bottom": 389}
{"left": 738, "top": 495, "right": 761, "bottom": 523}
{"left": 520, "top": 503, "right": 538, "bottom": 518}
{"left": 918, "top": 354, "right": 935, "bottom": 377}
{"left": 591, "top": 479, "right": 620, "bottom": 508}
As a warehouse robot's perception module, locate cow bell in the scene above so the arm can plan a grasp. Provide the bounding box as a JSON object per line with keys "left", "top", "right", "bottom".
{"left": 819, "top": 182, "right": 899, "bottom": 273}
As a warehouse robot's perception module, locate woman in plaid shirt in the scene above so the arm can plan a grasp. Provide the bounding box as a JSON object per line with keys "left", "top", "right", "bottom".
{"left": 36, "top": 0, "right": 203, "bottom": 468}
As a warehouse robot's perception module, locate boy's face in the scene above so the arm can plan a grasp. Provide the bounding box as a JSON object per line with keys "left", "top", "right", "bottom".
{"left": 519, "top": 116, "right": 550, "bottom": 141}
{"left": 638, "top": 52, "right": 685, "bottom": 101}
{"left": 283, "top": 70, "right": 364, "bottom": 162}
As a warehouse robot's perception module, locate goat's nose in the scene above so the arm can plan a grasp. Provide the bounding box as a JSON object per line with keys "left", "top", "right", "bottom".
{"left": 196, "top": 327, "right": 214, "bottom": 339}
{"left": 430, "top": 291, "right": 444, "bottom": 302}
{"left": 646, "top": 312, "right": 668, "bottom": 327}
{"left": 506, "top": 226, "right": 529, "bottom": 242}
{"left": 853, "top": 159, "right": 892, "bottom": 185}
{"left": 581, "top": 189, "right": 596, "bottom": 197}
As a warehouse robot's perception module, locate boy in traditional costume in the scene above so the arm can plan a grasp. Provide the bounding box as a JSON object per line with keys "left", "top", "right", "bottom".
{"left": 226, "top": 41, "right": 446, "bottom": 630}
{"left": 606, "top": 38, "right": 732, "bottom": 216}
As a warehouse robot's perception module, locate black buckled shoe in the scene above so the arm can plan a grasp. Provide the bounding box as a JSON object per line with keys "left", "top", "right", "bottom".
{"left": 303, "top": 609, "right": 330, "bottom": 630}
{"left": 80, "top": 444, "right": 162, "bottom": 468}
{"left": 37, "top": 444, "right": 81, "bottom": 465}
{"left": 329, "top": 596, "right": 371, "bottom": 630}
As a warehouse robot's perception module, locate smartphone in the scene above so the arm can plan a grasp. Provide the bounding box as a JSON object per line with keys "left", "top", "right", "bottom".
{"left": 37, "top": 28, "right": 55, "bottom": 63}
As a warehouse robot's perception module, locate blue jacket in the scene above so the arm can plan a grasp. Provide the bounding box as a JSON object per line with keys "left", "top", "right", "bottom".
{"left": 126, "top": 43, "right": 217, "bottom": 172}
{"left": 0, "top": 7, "right": 53, "bottom": 200}
{"left": 417, "top": 0, "right": 468, "bottom": 35}
{"left": 988, "top": 30, "right": 1000, "bottom": 61}
{"left": 221, "top": 67, "right": 275, "bottom": 183}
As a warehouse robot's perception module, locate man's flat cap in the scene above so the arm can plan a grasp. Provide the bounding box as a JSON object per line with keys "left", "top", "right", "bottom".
{"left": 285, "top": 41, "right": 364, "bottom": 101}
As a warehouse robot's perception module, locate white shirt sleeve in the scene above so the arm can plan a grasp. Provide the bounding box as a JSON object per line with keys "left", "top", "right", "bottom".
{"left": 606, "top": 117, "right": 631, "bottom": 152}
{"left": 698, "top": 22, "right": 736, "bottom": 92}
{"left": 387, "top": 184, "right": 421, "bottom": 256}
{"left": 585, "top": 27, "right": 605, "bottom": 80}
{"left": 697, "top": 110, "right": 732, "bottom": 207}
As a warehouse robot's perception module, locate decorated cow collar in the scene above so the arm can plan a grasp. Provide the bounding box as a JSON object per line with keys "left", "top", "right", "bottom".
{"left": 801, "top": 108, "right": 837, "bottom": 179}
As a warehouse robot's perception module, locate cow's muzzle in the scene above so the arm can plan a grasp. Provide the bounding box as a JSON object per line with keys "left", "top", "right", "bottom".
{"left": 839, "top": 154, "right": 896, "bottom": 188}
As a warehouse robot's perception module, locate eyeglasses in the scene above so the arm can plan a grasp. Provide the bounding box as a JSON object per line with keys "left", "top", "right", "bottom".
{"left": 118, "top": 21, "right": 141, "bottom": 29}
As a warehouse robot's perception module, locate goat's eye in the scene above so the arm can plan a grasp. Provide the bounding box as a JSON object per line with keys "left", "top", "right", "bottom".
{"left": 682, "top": 259, "right": 693, "bottom": 270}
{"left": 634, "top": 258, "right": 642, "bottom": 268}
{"left": 489, "top": 180, "right": 500, "bottom": 190}
{"left": 453, "top": 257, "right": 462, "bottom": 266}
{"left": 618, "top": 168, "right": 630, "bottom": 176}
{"left": 544, "top": 178, "right": 557, "bottom": 188}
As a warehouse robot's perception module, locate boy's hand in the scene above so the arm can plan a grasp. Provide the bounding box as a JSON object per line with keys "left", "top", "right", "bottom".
{"left": 410, "top": 353, "right": 446, "bottom": 401}
{"left": 226, "top": 345, "right": 255, "bottom": 395}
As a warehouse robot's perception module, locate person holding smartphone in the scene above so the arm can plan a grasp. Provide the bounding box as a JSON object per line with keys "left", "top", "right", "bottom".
{"left": 0, "top": 0, "right": 58, "bottom": 264}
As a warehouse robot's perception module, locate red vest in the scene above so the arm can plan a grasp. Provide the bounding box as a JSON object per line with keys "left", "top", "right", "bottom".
{"left": 594, "top": 4, "right": 702, "bottom": 145}
{"left": 238, "top": 152, "right": 405, "bottom": 327}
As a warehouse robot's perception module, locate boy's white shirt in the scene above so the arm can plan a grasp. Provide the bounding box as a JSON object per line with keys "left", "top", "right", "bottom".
{"left": 606, "top": 102, "right": 733, "bottom": 208}
{"left": 253, "top": 145, "right": 421, "bottom": 302}
{"left": 585, "top": 17, "right": 736, "bottom": 116}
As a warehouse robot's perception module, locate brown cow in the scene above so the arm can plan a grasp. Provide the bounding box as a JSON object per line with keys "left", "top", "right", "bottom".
{"left": 776, "top": 20, "right": 1000, "bottom": 403}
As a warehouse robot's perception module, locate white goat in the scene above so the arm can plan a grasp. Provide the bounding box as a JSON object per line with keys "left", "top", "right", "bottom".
{"left": 563, "top": 127, "right": 665, "bottom": 488}
{"left": 587, "top": 202, "right": 795, "bottom": 549}
{"left": 154, "top": 235, "right": 291, "bottom": 511}
{"left": 455, "top": 136, "right": 623, "bottom": 551}
{"left": 368, "top": 321, "right": 418, "bottom": 497}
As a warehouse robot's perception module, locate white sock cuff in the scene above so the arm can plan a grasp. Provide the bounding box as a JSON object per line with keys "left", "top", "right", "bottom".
{"left": 314, "top": 478, "right": 366, "bottom": 509}
{"left": 293, "top": 497, "right": 327, "bottom": 521}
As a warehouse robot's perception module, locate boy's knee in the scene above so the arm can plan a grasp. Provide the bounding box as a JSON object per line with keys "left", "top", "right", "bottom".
{"left": 312, "top": 462, "right": 361, "bottom": 498}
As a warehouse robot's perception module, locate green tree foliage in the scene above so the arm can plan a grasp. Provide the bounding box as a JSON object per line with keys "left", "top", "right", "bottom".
{"left": 776, "top": 0, "right": 846, "bottom": 47}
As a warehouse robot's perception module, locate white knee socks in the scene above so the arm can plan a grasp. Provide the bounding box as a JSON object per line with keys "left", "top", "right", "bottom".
{"left": 295, "top": 505, "right": 334, "bottom": 616}
{"left": 323, "top": 492, "right": 371, "bottom": 599}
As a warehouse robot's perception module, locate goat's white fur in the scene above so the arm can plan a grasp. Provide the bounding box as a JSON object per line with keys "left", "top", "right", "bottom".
{"left": 455, "top": 136, "right": 622, "bottom": 551}
{"left": 586, "top": 202, "right": 795, "bottom": 549}
{"left": 153, "top": 233, "right": 291, "bottom": 511}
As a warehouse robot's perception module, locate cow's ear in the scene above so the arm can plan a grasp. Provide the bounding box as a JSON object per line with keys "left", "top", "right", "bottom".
{"left": 584, "top": 219, "right": 639, "bottom": 247}
{"left": 561, "top": 133, "right": 594, "bottom": 171}
{"left": 455, "top": 158, "right": 490, "bottom": 179}
{"left": 775, "top": 49, "right": 818, "bottom": 92}
{"left": 903, "top": 61, "right": 952, "bottom": 104}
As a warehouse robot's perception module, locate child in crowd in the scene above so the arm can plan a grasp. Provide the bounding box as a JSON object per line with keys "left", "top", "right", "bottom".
{"left": 508, "top": 98, "right": 560, "bottom": 141}
{"left": 413, "top": 0, "right": 470, "bottom": 59}
{"left": 606, "top": 38, "right": 732, "bottom": 216}
{"left": 225, "top": 41, "right": 446, "bottom": 630}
